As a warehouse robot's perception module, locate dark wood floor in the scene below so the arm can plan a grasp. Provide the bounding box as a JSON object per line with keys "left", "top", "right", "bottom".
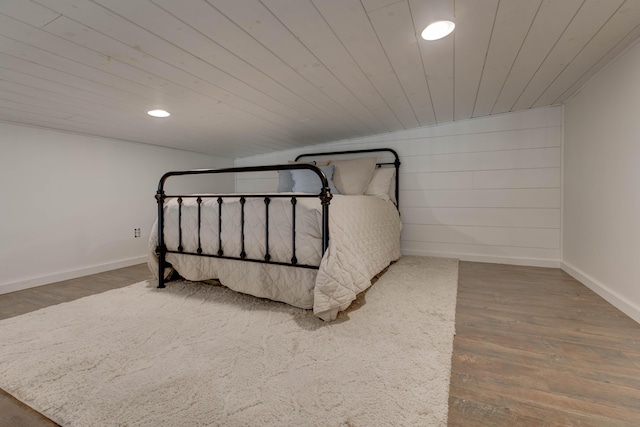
{"left": 1, "top": 261, "right": 640, "bottom": 426}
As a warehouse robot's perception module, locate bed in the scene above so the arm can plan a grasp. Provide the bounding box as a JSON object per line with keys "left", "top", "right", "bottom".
{"left": 148, "top": 148, "right": 401, "bottom": 321}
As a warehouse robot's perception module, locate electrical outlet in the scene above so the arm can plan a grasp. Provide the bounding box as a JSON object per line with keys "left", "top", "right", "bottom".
{"left": 134, "top": 228, "right": 141, "bottom": 238}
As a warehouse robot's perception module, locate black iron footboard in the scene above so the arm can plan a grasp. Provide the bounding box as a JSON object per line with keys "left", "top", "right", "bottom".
{"left": 155, "top": 164, "right": 332, "bottom": 288}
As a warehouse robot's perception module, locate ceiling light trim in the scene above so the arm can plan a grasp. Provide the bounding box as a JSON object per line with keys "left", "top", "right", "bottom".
{"left": 421, "top": 21, "right": 455, "bottom": 41}
{"left": 147, "top": 109, "right": 171, "bottom": 118}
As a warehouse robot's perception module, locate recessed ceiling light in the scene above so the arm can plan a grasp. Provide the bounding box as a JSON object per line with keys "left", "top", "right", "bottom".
{"left": 421, "top": 20, "right": 455, "bottom": 41}
{"left": 147, "top": 109, "right": 171, "bottom": 118}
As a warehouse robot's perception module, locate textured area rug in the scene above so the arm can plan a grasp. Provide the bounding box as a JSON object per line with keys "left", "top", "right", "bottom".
{"left": 0, "top": 256, "right": 458, "bottom": 426}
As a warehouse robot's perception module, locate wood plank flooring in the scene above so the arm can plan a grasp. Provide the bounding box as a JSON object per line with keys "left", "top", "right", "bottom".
{"left": 1, "top": 261, "right": 640, "bottom": 425}
{"left": 448, "top": 262, "right": 640, "bottom": 426}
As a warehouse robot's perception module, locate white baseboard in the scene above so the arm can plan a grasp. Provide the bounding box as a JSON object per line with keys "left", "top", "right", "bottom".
{"left": 561, "top": 261, "right": 640, "bottom": 324}
{"left": 401, "top": 248, "right": 561, "bottom": 268}
{"left": 400, "top": 249, "right": 640, "bottom": 324}
{"left": 0, "top": 256, "right": 148, "bottom": 296}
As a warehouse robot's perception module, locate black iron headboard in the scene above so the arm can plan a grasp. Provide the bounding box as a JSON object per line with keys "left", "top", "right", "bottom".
{"left": 295, "top": 147, "right": 401, "bottom": 207}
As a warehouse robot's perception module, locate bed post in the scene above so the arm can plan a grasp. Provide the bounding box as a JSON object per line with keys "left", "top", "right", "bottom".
{"left": 320, "top": 186, "right": 332, "bottom": 253}
{"left": 393, "top": 152, "right": 400, "bottom": 209}
{"left": 155, "top": 189, "right": 166, "bottom": 288}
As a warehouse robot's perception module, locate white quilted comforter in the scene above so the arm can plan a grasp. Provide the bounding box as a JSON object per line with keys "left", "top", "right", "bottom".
{"left": 148, "top": 194, "right": 401, "bottom": 320}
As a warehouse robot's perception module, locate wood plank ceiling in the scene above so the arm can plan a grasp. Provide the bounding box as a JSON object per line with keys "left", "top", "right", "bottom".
{"left": 1, "top": 0, "right": 640, "bottom": 158}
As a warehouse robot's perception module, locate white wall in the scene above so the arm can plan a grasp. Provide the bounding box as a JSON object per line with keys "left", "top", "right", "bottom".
{"left": 0, "top": 122, "right": 234, "bottom": 294}
{"left": 563, "top": 40, "right": 640, "bottom": 323}
{"left": 236, "top": 106, "right": 562, "bottom": 267}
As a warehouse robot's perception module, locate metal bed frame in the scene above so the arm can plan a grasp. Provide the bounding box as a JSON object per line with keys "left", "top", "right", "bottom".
{"left": 154, "top": 148, "right": 400, "bottom": 289}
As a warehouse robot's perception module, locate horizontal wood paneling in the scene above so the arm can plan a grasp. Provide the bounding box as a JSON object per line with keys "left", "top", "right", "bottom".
{"left": 400, "top": 207, "right": 560, "bottom": 228}
{"left": 236, "top": 177, "right": 278, "bottom": 193}
{"left": 236, "top": 106, "right": 562, "bottom": 266}
{"left": 395, "top": 126, "right": 561, "bottom": 155}
{"left": 401, "top": 171, "right": 472, "bottom": 190}
{"left": 472, "top": 226, "right": 559, "bottom": 249}
{"left": 401, "top": 188, "right": 560, "bottom": 208}
{"left": 401, "top": 224, "right": 560, "bottom": 248}
{"left": 400, "top": 147, "right": 561, "bottom": 173}
{"left": 473, "top": 168, "right": 560, "bottom": 189}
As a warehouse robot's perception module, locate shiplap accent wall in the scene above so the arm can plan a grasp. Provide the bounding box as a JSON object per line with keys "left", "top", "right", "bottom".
{"left": 235, "top": 106, "right": 562, "bottom": 267}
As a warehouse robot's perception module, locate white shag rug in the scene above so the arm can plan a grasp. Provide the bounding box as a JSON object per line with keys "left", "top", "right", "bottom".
{"left": 0, "top": 256, "right": 458, "bottom": 426}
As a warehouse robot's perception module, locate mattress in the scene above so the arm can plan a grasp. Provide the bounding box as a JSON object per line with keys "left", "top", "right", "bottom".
{"left": 148, "top": 194, "right": 401, "bottom": 320}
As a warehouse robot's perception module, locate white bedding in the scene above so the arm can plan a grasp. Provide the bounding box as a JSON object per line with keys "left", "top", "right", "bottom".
{"left": 148, "top": 194, "right": 401, "bottom": 320}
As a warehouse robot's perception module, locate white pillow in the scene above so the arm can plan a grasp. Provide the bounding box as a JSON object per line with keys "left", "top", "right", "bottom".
{"left": 329, "top": 157, "right": 377, "bottom": 195}
{"left": 364, "top": 168, "right": 395, "bottom": 201}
